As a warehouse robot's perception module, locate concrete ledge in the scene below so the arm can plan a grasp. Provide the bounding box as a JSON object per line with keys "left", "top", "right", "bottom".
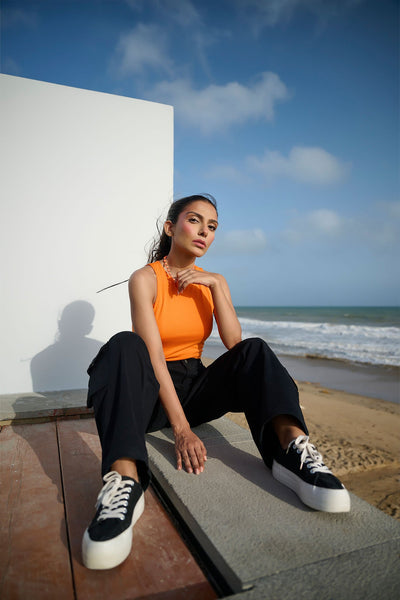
{"left": 0, "top": 389, "right": 92, "bottom": 422}
{"left": 223, "top": 539, "right": 400, "bottom": 599}
{"left": 146, "top": 417, "right": 400, "bottom": 597}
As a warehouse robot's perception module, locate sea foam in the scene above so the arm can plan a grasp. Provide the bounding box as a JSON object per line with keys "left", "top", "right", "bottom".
{"left": 207, "top": 317, "right": 400, "bottom": 366}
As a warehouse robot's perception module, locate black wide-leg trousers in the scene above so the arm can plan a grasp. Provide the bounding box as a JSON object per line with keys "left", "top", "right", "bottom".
{"left": 87, "top": 331, "right": 308, "bottom": 489}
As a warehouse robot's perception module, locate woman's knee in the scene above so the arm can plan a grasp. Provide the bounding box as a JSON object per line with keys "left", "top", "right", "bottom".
{"left": 236, "top": 337, "right": 280, "bottom": 368}
{"left": 106, "top": 331, "right": 151, "bottom": 364}
{"left": 240, "top": 337, "right": 271, "bottom": 355}
{"left": 108, "top": 331, "right": 146, "bottom": 352}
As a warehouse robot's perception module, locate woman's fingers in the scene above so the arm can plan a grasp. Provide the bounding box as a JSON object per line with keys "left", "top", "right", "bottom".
{"left": 181, "top": 448, "right": 200, "bottom": 474}
{"left": 176, "top": 272, "right": 193, "bottom": 293}
{"left": 176, "top": 269, "right": 215, "bottom": 292}
{"left": 176, "top": 452, "right": 183, "bottom": 471}
{"left": 174, "top": 431, "right": 207, "bottom": 474}
{"left": 195, "top": 441, "right": 207, "bottom": 465}
{"left": 194, "top": 446, "right": 206, "bottom": 473}
{"left": 177, "top": 449, "right": 192, "bottom": 473}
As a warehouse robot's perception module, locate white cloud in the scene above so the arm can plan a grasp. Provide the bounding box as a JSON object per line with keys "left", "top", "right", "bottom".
{"left": 247, "top": 146, "right": 350, "bottom": 185}
{"left": 283, "top": 203, "right": 400, "bottom": 248}
{"left": 306, "top": 209, "right": 343, "bottom": 232}
{"left": 212, "top": 229, "right": 268, "bottom": 255}
{"left": 160, "top": 0, "right": 202, "bottom": 27}
{"left": 123, "top": 0, "right": 215, "bottom": 77}
{"left": 113, "top": 24, "right": 173, "bottom": 75}
{"left": 153, "top": 0, "right": 214, "bottom": 76}
{"left": 149, "top": 71, "right": 289, "bottom": 134}
{"left": 284, "top": 209, "right": 346, "bottom": 243}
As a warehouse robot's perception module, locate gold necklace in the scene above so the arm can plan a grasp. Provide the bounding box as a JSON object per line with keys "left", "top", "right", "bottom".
{"left": 163, "top": 256, "right": 182, "bottom": 294}
{"left": 162, "top": 256, "right": 177, "bottom": 282}
{"left": 162, "top": 256, "right": 195, "bottom": 293}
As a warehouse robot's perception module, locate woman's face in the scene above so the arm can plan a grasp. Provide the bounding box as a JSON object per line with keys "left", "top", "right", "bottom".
{"left": 166, "top": 200, "right": 218, "bottom": 257}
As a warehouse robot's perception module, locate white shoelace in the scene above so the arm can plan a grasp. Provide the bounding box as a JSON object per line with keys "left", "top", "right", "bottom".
{"left": 288, "top": 435, "right": 332, "bottom": 475}
{"left": 95, "top": 471, "right": 134, "bottom": 522}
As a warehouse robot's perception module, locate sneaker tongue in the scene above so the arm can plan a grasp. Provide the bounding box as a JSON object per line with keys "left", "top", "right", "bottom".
{"left": 121, "top": 475, "right": 136, "bottom": 484}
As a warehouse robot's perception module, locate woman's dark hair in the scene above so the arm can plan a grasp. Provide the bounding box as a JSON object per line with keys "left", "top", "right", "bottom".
{"left": 147, "top": 194, "right": 218, "bottom": 263}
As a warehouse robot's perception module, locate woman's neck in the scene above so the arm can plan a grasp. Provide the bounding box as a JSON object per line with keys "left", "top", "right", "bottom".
{"left": 164, "top": 250, "right": 196, "bottom": 272}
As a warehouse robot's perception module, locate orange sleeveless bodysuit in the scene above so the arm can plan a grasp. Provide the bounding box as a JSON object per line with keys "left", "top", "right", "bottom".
{"left": 148, "top": 260, "right": 214, "bottom": 361}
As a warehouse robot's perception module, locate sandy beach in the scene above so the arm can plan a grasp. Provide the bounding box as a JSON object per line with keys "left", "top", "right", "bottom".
{"left": 224, "top": 381, "right": 400, "bottom": 521}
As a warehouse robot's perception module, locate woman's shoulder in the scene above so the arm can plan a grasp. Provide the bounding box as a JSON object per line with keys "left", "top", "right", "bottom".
{"left": 129, "top": 264, "right": 157, "bottom": 296}
{"left": 131, "top": 261, "right": 160, "bottom": 279}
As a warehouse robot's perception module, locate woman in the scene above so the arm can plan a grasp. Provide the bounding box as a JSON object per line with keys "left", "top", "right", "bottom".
{"left": 82, "top": 194, "right": 350, "bottom": 570}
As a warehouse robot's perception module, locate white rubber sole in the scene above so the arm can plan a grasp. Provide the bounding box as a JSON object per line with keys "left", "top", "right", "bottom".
{"left": 272, "top": 461, "right": 351, "bottom": 513}
{"left": 82, "top": 492, "right": 145, "bottom": 570}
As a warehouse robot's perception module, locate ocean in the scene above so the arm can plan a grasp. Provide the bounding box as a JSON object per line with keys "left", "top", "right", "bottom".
{"left": 205, "top": 306, "right": 400, "bottom": 368}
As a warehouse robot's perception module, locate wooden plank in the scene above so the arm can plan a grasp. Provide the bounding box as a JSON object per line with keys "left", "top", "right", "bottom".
{"left": 0, "top": 423, "right": 74, "bottom": 600}
{"left": 57, "top": 418, "right": 217, "bottom": 600}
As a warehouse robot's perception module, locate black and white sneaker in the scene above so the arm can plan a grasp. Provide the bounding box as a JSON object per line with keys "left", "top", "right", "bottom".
{"left": 82, "top": 471, "right": 145, "bottom": 569}
{"left": 272, "top": 435, "right": 350, "bottom": 513}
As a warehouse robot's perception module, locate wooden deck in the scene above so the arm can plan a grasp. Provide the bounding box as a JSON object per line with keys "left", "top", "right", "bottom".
{"left": 0, "top": 418, "right": 218, "bottom": 600}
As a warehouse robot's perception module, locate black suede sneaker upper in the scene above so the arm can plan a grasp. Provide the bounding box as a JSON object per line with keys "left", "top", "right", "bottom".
{"left": 274, "top": 436, "right": 345, "bottom": 490}
{"left": 87, "top": 472, "right": 143, "bottom": 542}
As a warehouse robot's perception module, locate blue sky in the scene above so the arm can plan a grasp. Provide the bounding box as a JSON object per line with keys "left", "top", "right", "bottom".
{"left": 2, "top": 0, "right": 399, "bottom": 306}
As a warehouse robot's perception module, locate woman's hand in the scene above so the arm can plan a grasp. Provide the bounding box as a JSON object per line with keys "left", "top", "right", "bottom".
{"left": 176, "top": 267, "right": 218, "bottom": 294}
{"left": 176, "top": 267, "right": 242, "bottom": 350}
{"left": 173, "top": 424, "right": 207, "bottom": 474}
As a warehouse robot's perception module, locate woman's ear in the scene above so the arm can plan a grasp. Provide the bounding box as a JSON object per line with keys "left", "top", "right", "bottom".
{"left": 164, "top": 220, "right": 174, "bottom": 237}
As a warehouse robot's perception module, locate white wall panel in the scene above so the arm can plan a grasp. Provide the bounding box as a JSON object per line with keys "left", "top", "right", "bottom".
{"left": 0, "top": 75, "right": 173, "bottom": 393}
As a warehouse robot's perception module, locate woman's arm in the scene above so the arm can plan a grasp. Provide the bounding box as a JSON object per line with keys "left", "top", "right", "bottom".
{"left": 176, "top": 269, "right": 242, "bottom": 349}
{"left": 129, "top": 267, "right": 207, "bottom": 475}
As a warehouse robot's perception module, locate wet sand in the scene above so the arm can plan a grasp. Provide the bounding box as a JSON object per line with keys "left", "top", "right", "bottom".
{"left": 203, "top": 343, "right": 400, "bottom": 404}
{"left": 279, "top": 354, "right": 399, "bottom": 404}
{"left": 203, "top": 356, "right": 400, "bottom": 521}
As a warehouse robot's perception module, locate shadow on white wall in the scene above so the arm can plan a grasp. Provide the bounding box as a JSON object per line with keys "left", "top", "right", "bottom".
{"left": 30, "top": 301, "right": 104, "bottom": 392}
